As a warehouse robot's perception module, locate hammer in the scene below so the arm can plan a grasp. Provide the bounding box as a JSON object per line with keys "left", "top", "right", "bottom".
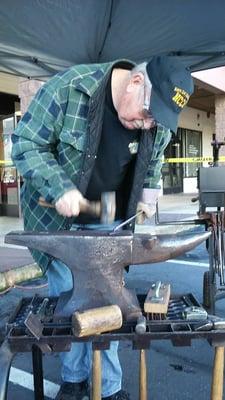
{"left": 72, "top": 305, "right": 123, "bottom": 400}
{"left": 38, "top": 191, "right": 116, "bottom": 224}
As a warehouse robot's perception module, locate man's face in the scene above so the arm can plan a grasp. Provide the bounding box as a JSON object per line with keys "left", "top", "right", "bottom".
{"left": 116, "top": 73, "right": 156, "bottom": 131}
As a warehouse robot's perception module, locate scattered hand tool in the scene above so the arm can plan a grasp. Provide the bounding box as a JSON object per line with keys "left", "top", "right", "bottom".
{"left": 72, "top": 305, "right": 122, "bottom": 337}
{"left": 139, "top": 348, "right": 147, "bottom": 400}
{"left": 73, "top": 305, "right": 122, "bottom": 399}
{"left": 144, "top": 281, "right": 171, "bottom": 315}
{"left": 38, "top": 191, "right": 116, "bottom": 224}
{"left": 193, "top": 315, "right": 225, "bottom": 331}
{"left": 135, "top": 315, "right": 147, "bottom": 335}
{"left": 134, "top": 314, "right": 148, "bottom": 400}
{"left": 207, "top": 315, "right": 225, "bottom": 400}
{"left": 92, "top": 346, "right": 101, "bottom": 400}
{"left": 182, "top": 306, "right": 208, "bottom": 321}
{"left": 191, "top": 314, "right": 225, "bottom": 399}
{"left": 24, "top": 297, "right": 49, "bottom": 340}
{"left": 211, "top": 346, "right": 224, "bottom": 400}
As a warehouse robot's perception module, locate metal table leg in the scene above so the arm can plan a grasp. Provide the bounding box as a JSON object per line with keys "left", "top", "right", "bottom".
{"left": 0, "top": 340, "right": 15, "bottom": 400}
{"left": 32, "top": 345, "right": 44, "bottom": 400}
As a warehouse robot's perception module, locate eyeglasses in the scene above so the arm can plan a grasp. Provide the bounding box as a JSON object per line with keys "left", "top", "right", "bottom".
{"left": 142, "top": 84, "right": 157, "bottom": 126}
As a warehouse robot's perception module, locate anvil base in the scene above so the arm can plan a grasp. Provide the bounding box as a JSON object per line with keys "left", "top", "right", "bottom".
{"left": 54, "top": 286, "right": 141, "bottom": 322}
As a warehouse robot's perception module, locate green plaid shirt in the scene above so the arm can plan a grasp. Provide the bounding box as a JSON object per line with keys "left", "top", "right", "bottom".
{"left": 12, "top": 60, "right": 171, "bottom": 272}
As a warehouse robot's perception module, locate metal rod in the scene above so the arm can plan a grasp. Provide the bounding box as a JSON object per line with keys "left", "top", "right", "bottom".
{"left": 208, "top": 230, "right": 216, "bottom": 314}
{"left": 217, "top": 220, "right": 223, "bottom": 283}
{"left": 213, "top": 223, "right": 220, "bottom": 275}
{"left": 219, "top": 213, "right": 225, "bottom": 285}
{"left": 112, "top": 211, "right": 143, "bottom": 232}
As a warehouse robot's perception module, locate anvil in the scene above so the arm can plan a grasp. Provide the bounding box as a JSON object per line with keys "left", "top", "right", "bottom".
{"left": 5, "top": 229, "right": 210, "bottom": 321}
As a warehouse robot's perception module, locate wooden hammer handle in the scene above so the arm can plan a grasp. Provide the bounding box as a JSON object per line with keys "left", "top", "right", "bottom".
{"left": 139, "top": 349, "right": 147, "bottom": 400}
{"left": 38, "top": 197, "right": 55, "bottom": 208}
{"left": 92, "top": 349, "right": 101, "bottom": 400}
{"left": 211, "top": 346, "right": 224, "bottom": 400}
{"left": 38, "top": 196, "right": 101, "bottom": 217}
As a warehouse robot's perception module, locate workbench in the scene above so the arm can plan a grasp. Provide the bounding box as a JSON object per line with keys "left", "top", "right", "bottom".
{"left": 0, "top": 293, "right": 224, "bottom": 400}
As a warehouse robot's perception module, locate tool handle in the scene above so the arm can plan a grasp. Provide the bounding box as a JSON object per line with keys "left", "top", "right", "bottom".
{"left": 37, "top": 298, "right": 49, "bottom": 318}
{"left": 139, "top": 349, "right": 147, "bottom": 400}
{"left": 92, "top": 349, "right": 101, "bottom": 400}
{"left": 38, "top": 196, "right": 101, "bottom": 217}
{"left": 38, "top": 197, "right": 55, "bottom": 208}
{"left": 79, "top": 199, "right": 101, "bottom": 217}
{"left": 210, "top": 346, "right": 224, "bottom": 400}
{"left": 154, "top": 280, "right": 162, "bottom": 298}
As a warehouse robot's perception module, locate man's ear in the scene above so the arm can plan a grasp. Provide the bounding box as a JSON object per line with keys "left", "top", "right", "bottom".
{"left": 126, "top": 72, "right": 145, "bottom": 93}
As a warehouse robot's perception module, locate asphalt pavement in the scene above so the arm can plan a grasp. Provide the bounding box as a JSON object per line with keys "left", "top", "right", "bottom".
{"left": 2, "top": 193, "right": 225, "bottom": 400}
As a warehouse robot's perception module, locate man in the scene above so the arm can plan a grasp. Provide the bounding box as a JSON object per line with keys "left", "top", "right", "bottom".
{"left": 12, "top": 55, "right": 193, "bottom": 400}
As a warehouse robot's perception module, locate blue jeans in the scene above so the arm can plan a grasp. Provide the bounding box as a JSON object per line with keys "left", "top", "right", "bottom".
{"left": 46, "top": 222, "right": 122, "bottom": 397}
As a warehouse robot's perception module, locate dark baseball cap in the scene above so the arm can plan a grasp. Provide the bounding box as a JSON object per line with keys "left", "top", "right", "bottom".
{"left": 146, "top": 56, "right": 194, "bottom": 132}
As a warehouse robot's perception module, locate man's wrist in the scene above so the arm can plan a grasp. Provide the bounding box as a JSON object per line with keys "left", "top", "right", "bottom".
{"left": 141, "top": 188, "right": 160, "bottom": 205}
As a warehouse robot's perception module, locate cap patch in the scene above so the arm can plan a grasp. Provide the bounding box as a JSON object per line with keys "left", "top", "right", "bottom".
{"left": 172, "top": 87, "right": 190, "bottom": 108}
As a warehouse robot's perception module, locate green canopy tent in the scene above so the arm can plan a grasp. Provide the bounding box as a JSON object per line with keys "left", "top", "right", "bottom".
{"left": 0, "top": 0, "right": 225, "bottom": 78}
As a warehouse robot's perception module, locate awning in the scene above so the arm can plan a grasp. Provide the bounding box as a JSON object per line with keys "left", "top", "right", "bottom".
{"left": 0, "top": 0, "right": 225, "bottom": 78}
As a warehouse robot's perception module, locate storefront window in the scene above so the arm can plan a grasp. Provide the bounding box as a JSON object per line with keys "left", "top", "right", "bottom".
{"left": 182, "top": 129, "right": 202, "bottom": 177}
{"left": 162, "top": 128, "right": 202, "bottom": 194}
{"left": 162, "top": 130, "right": 183, "bottom": 194}
{"left": 0, "top": 113, "right": 21, "bottom": 216}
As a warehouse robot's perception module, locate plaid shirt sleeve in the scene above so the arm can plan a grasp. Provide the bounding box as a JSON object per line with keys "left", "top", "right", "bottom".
{"left": 11, "top": 84, "right": 77, "bottom": 202}
{"left": 143, "top": 124, "right": 171, "bottom": 189}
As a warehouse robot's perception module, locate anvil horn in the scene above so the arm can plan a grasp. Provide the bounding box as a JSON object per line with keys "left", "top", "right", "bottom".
{"left": 132, "top": 230, "right": 211, "bottom": 264}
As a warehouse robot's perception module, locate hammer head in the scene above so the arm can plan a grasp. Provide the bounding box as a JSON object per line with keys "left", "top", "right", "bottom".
{"left": 100, "top": 191, "right": 116, "bottom": 224}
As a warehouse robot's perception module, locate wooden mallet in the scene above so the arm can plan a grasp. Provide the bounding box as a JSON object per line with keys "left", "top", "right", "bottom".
{"left": 72, "top": 305, "right": 122, "bottom": 400}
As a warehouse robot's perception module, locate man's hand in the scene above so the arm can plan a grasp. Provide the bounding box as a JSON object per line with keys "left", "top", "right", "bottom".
{"left": 136, "top": 201, "right": 156, "bottom": 224}
{"left": 55, "top": 189, "right": 87, "bottom": 217}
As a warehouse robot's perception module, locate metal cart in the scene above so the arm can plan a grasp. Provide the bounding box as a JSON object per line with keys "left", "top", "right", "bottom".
{"left": 198, "top": 135, "right": 225, "bottom": 312}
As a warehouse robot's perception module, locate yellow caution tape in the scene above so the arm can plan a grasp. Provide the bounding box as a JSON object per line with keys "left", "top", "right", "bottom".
{"left": 164, "top": 156, "right": 225, "bottom": 163}
{"left": 0, "top": 160, "right": 13, "bottom": 165}
{"left": 1, "top": 156, "right": 225, "bottom": 165}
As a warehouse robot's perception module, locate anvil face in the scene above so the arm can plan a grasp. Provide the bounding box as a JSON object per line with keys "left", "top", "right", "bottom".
{"left": 5, "top": 229, "right": 210, "bottom": 321}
